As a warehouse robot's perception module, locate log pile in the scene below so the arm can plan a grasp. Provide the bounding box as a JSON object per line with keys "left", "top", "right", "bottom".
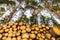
{"left": 0, "top": 22, "right": 60, "bottom": 40}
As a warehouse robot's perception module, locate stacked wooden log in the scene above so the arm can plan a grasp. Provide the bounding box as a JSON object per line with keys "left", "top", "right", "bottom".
{"left": 0, "top": 22, "right": 60, "bottom": 40}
